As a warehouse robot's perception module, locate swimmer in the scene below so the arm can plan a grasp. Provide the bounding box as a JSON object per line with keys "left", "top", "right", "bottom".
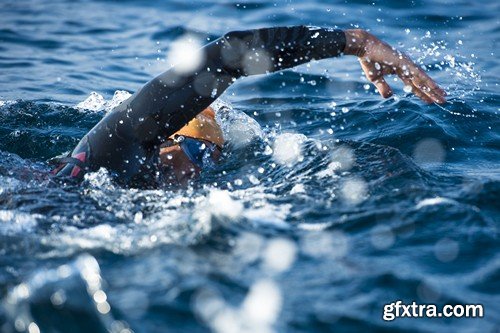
{"left": 51, "top": 26, "right": 446, "bottom": 186}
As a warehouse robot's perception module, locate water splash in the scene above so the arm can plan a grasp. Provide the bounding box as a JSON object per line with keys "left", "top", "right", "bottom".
{"left": 76, "top": 90, "right": 132, "bottom": 112}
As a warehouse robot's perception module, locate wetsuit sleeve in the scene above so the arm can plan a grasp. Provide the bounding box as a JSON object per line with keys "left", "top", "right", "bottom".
{"left": 54, "top": 26, "right": 346, "bottom": 182}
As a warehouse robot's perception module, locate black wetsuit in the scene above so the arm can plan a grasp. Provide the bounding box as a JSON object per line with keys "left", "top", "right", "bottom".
{"left": 53, "top": 26, "right": 346, "bottom": 185}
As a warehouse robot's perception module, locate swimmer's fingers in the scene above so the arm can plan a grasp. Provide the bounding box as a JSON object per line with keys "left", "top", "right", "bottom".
{"left": 359, "top": 58, "right": 393, "bottom": 98}
{"left": 401, "top": 62, "right": 447, "bottom": 104}
{"left": 400, "top": 77, "right": 434, "bottom": 104}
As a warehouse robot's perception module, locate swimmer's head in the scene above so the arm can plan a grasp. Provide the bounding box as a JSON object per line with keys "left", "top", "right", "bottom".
{"left": 159, "top": 107, "right": 223, "bottom": 186}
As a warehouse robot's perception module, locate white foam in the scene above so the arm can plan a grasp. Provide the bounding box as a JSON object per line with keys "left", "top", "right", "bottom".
{"left": 76, "top": 90, "right": 131, "bottom": 112}
{"left": 0, "top": 175, "right": 23, "bottom": 195}
{"left": 106, "top": 90, "right": 132, "bottom": 110}
{"left": 416, "top": 197, "right": 457, "bottom": 209}
{"left": 76, "top": 91, "right": 106, "bottom": 111}
{"left": 0, "top": 100, "right": 16, "bottom": 107}
{"left": 207, "top": 189, "right": 244, "bottom": 220}
{"left": 0, "top": 210, "right": 39, "bottom": 235}
{"left": 214, "top": 102, "right": 263, "bottom": 149}
{"left": 242, "top": 204, "right": 291, "bottom": 229}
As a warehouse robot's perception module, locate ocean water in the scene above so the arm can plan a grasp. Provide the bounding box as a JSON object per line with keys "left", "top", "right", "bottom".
{"left": 0, "top": 0, "right": 499, "bottom": 332}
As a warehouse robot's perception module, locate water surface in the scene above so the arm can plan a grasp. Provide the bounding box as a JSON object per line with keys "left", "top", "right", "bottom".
{"left": 0, "top": 0, "right": 499, "bottom": 332}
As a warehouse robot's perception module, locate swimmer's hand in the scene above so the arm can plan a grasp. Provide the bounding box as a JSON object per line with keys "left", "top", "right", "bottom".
{"left": 344, "top": 29, "right": 446, "bottom": 104}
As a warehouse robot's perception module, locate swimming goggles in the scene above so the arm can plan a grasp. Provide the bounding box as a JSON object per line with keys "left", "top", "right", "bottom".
{"left": 165, "top": 135, "right": 221, "bottom": 168}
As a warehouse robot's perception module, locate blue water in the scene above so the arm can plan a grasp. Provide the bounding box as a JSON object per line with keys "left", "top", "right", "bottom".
{"left": 0, "top": 0, "right": 499, "bottom": 332}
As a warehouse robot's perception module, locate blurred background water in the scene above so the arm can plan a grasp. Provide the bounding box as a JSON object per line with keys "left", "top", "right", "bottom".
{"left": 0, "top": 0, "right": 499, "bottom": 332}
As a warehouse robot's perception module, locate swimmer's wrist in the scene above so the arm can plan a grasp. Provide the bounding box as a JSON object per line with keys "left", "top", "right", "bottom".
{"left": 344, "top": 29, "right": 371, "bottom": 57}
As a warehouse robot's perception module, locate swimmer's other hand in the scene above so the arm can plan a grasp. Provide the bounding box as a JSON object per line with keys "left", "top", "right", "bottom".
{"left": 344, "top": 29, "right": 447, "bottom": 104}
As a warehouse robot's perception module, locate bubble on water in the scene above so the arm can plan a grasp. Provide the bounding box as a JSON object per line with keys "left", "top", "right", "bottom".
{"left": 370, "top": 225, "right": 395, "bottom": 250}
{"left": 263, "top": 238, "right": 297, "bottom": 273}
{"left": 272, "top": 133, "right": 306, "bottom": 166}
{"left": 434, "top": 238, "right": 459, "bottom": 262}
{"left": 193, "top": 280, "right": 281, "bottom": 333}
{"left": 134, "top": 211, "right": 143, "bottom": 224}
{"left": 193, "top": 288, "right": 228, "bottom": 329}
{"left": 234, "top": 232, "right": 265, "bottom": 264}
{"left": 50, "top": 290, "right": 66, "bottom": 307}
{"left": 444, "top": 54, "right": 456, "bottom": 68}
{"left": 96, "top": 301, "right": 111, "bottom": 314}
{"left": 12, "top": 283, "right": 30, "bottom": 300}
{"left": 340, "top": 177, "right": 368, "bottom": 205}
{"left": 166, "top": 35, "right": 204, "bottom": 75}
{"left": 301, "top": 230, "right": 349, "bottom": 259}
{"left": 28, "top": 322, "right": 40, "bottom": 333}
{"left": 330, "top": 145, "right": 354, "bottom": 171}
{"left": 413, "top": 138, "right": 446, "bottom": 165}
{"left": 248, "top": 174, "right": 260, "bottom": 185}
{"left": 241, "top": 279, "right": 282, "bottom": 326}
{"left": 263, "top": 145, "right": 273, "bottom": 155}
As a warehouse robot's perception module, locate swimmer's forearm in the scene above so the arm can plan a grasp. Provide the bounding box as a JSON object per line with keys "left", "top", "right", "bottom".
{"left": 219, "top": 26, "right": 346, "bottom": 76}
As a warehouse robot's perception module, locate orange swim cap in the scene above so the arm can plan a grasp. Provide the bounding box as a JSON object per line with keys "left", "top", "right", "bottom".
{"left": 169, "top": 107, "right": 224, "bottom": 147}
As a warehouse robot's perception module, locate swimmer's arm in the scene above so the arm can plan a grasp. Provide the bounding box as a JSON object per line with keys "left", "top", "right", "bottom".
{"left": 128, "top": 25, "right": 447, "bottom": 146}
{"left": 55, "top": 26, "right": 445, "bottom": 180}
{"left": 128, "top": 26, "right": 349, "bottom": 143}
{"left": 343, "top": 29, "right": 446, "bottom": 104}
